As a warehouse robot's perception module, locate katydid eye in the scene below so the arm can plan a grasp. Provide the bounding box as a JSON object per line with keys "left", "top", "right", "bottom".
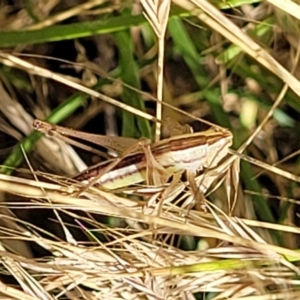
{"left": 33, "top": 120, "right": 41, "bottom": 129}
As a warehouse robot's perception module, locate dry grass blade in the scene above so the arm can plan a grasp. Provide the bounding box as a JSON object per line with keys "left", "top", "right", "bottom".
{"left": 0, "top": 174, "right": 299, "bottom": 298}
{"left": 26, "top": 0, "right": 108, "bottom": 30}
{"left": 173, "top": 0, "right": 300, "bottom": 98}
{"left": 229, "top": 149, "right": 300, "bottom": 184}
{"left": 1, "top": 176, "right": 300, "bottom": 260}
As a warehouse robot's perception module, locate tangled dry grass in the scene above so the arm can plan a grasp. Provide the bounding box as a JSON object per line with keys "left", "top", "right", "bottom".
{"left": 1, "top": 0, "right": 300, "bottom": 299}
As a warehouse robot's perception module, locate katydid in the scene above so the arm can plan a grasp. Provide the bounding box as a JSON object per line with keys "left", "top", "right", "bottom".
{"left": 33, "top": 119, "right": 233, "bottom": 208}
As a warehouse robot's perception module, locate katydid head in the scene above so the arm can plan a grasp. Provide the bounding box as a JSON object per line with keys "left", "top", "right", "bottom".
{"left": 32, "top": 119, "right": 42, "bottom": 130}
{"left": 204, "top": 129, "right": 233, "bottom": 169}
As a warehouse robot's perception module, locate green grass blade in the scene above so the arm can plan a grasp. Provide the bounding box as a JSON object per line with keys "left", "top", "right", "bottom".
{"left": 0, "top": 7, "right": 188, "bottom": 48}
{"left": 114, "top": 29, "right": 151, "bottom": 139}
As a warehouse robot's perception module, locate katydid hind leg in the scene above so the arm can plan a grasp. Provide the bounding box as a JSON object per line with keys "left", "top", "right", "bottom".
{"left": 76, "top": 140, "right": 147, "bottom": 194}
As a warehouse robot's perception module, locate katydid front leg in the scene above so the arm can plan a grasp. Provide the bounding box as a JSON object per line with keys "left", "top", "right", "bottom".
{"left": 186, "top": 170, "right": 207, "bottom": 212}
{"left": 139, "top": 141, "right": 170, "bottom": 186}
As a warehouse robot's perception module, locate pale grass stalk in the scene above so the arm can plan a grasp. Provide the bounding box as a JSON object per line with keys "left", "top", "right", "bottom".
{"left": 140, "top": 0, "right": 171, "bottom": 141}
{"left": 0, "top": 52, "right": 157, "bottom": 123}
{"left": 267, "top": 0, "right": 300, "bottom": 21}
{"left": 0, "top": 52, "right": 225, "bottom": 131}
